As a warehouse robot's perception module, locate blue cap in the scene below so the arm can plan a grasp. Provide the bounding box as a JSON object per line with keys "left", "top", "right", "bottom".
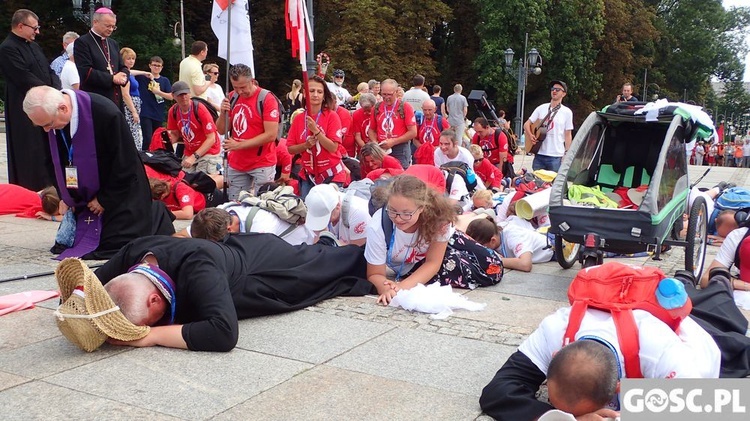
{"left": 655, "top": 278, "right": 688, "bottom": 310}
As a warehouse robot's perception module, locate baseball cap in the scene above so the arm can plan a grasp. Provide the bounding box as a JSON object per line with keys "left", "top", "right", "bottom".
{"left": 333, "top": 69, "right": 345, "bottom": 77}
{"left": 304, "top": 184, "right": 341, "bottom": 231}
{"left": 549, "top": 80, "right": 568, "bottom": 92}
{"left": 171, "top": 81, "right": 190, "bottom": 96}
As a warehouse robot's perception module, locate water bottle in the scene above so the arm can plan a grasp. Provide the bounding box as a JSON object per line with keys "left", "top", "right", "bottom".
{"left": 655, "top": 277, "right": 688, "bottom": 310}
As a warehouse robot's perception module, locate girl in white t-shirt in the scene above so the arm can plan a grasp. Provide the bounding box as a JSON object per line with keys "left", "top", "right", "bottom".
{"left": 466, "top": 216, "right": 553, "bottom": 272}
{"left": 364, "top": 175, "right": 456, "bottom": 304}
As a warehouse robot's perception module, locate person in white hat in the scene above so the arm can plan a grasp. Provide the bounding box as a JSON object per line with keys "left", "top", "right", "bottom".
{"left": 305, "top": 184, "right": 371, "bottom": 247}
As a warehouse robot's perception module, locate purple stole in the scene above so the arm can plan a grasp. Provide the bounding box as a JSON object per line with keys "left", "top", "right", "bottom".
{"left": 48, "top": 91, "right": 102, "bottom": 260}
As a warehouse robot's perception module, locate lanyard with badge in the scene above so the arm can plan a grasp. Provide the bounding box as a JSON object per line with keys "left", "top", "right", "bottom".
{"left": 60, "top": 131, "right": 78, "bottom": 189}
{"left": 383, "top": 101, "right": 397, "bottom": 138}
{"left": 178, "top": 102, "right": 192, "bottom": 140}
{"left": 386, "top": 226, "right": 413, "bottom": 281}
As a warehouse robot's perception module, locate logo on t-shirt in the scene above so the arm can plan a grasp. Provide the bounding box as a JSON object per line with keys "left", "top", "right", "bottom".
{"left": 514, "top": 243, "right": 524, "bottom": 256}
{"left": 354, "top": 222, "right": 366, "bottom": 234}
{"left": 270, "top": 109, "right": 279, "bottom": 120}
{"left": 232, "top": 105, "right": 251, "bottom": 137}
{"left": 206, "top": 122, "right": 215, "bottom": 132}
{"left": 336, "top": 128, "right": 344, "bottom": 139}
{"left": 181, "top": 195, "right": 190, "bottom": 203}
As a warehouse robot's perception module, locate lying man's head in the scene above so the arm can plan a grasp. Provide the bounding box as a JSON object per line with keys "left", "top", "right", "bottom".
{"left": 546, "top": 339, "right": 619, "bottom": 416}
{"left": 191, "top": 208, "right": 235, "bottom": 240}
{"left": 104, "top": 273, "right": 167, "bottom": 327}
{"left": 715, "top": 209, "right": 738, "bottom": 238}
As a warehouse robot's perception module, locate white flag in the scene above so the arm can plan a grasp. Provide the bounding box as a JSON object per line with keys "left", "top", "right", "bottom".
{"left": 211, "top": 0, "right": 255, "bottom": 76}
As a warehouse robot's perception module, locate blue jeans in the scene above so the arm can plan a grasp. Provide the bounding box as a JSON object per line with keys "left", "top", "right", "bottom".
{"left": 390, "top": 143, "right": 412, "bottom": 169}
{"left": 532, "top": 154, "right": 562, "bottom": 173}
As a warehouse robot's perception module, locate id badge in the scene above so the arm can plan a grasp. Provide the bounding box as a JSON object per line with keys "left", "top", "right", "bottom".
{"left": 65, "top": 166, "right": 79, "bottom": 189}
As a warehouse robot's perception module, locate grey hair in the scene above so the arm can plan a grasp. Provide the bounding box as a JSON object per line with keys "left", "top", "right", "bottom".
{"left": 92, "top": 10, "right": 116, "bottom": 22}
{"left": 23, "top": 86, "right": 63, "bottom": 116}
{"left": 359, "top": 93, "right": 377, "bottom": 107}
{"left": 381, "top": 79, "right": 398, "bottom": 90}
{"left": 454, "top": 84, "right": 462, "bottom": 93}
{"left": 422, "top": 98, "right": 436, "bottom": 109}
{"left": 62, "top": 31, "right": 79, "bottom": 44}
{"left": 104, "top": 273, "right": 155, "bottom": 326}
{"left": 229, "top": 63, "right": 254, "bottom": 80}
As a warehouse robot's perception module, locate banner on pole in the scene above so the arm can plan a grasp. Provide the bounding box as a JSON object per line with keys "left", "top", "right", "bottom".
{"left": 211, "top": 0, "right": 255, "bottom": 76}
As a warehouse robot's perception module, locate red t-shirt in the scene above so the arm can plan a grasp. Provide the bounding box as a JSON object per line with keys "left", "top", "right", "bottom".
{"left": 369, "top": 100, "right": 416, "bottom": 141}
{"left": 0, "top": 184, "right": 41, "bottom": 216}
{"left": 164, "top": 181, "right": 206, "bottom": 213}
{"left": 275, "top": 138, "right": 293, "bottom": 176}
{"left": 227, "top": 88, "right": 279, "bottom": 171}
{"left": 167, "top": 102, "right": 219, "bottom": 157}
{"left": 287, "top": 109, "right": 346, "bottom": 183}
{"left": 336, "top": 106, "right": 356, "bottom": 157}
{"left": 351, "top": 107, "right": 372, "bottom": 146}
{"left": 472, "top": 129, "right": 508, "bottom": 165}
{"left": 473, "top": 158, "right": 504, "bottom": 189}
{"left": 360, "top": 154, "right": 403, "bottom": 179}
{"left": 418, "top": 115, "right": 449, "bottom": 147}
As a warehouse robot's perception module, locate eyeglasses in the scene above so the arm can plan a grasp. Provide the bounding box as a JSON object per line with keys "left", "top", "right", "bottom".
{"left": 474, "top": 158, "right": 484, "bottom": 163}
{"left": 334, "top": 76, "right": 344, "bottom": 79}
{"left": 22, "top": 23, "right": 41, "bottom": 31}
{"left": 209, "top": 71, "right": 219, "bottom": 75}
{"left": 550, "top": 87, "right": 564, "bottom": 92}
{"left": 150, "top": 63, "right": 163, "bottom": 67}
{"left": 386, "top": 207, "right": 422, "bottom": 221}
{"left": 103, "top": 24, "right": 117, "bottom": 30}
{"left": 381, "top": 93, "right": 394, "bottom": 97}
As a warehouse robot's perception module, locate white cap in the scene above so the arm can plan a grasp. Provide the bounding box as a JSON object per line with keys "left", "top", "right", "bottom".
{"left": 304, "top": 184, "right": 340, "bottom": 231}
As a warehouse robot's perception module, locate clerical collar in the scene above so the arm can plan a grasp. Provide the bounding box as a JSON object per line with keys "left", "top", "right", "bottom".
{"left": 90, "top": 29, "right": 107, "bottom": 40}
{"left": 60, "top": 89, "right": 79, "bottom": 137}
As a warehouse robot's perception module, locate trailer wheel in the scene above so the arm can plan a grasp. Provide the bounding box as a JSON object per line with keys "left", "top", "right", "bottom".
{"left": 555, "top": 235, "right": 580, "bottom": 269}
{"left": 685, "top": 196, "right": 708, "bottom": 280}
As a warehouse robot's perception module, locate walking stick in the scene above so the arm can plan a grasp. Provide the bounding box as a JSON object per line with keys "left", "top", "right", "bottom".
{"left": 221, "top": 1, "right": 233, "bottom": 200}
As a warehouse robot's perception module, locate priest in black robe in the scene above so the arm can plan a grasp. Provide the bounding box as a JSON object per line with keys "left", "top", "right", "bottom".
{"left": 0, "top": 9, "right": 60, "bottom": 191}
{"left": 94, "top": 234, "right": 375, "bottom": 352}
{"left": 74, "top": 7, "right": 128, "bottom": 109}
{"left": 23, "top": 86, "right": 152, "bottom": 260}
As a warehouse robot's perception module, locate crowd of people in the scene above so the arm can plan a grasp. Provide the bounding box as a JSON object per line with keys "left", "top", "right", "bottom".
{"left": 3, "top": 7, "right": 750, "bottom": 421}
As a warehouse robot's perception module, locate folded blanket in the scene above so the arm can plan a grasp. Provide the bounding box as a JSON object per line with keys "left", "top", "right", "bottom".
{"left": 389, "top": 283, "right": 486, "bottom": 319}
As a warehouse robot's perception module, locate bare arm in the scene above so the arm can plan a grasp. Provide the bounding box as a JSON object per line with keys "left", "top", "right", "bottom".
{"left": 501, "top": 251, "right": 533, "bottom": 272}
{"left": 108, "top": 325, "right": 188, "bottom": 349}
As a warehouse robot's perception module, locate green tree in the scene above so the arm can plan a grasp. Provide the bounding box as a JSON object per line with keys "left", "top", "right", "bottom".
{"left": 430, "top": 0, "right": 480, "bottom": 91}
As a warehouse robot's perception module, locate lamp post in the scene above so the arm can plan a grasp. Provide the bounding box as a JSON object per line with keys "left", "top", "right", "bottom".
{"left": 504, "top": 34, "right": 542, "bottom": 140}
{"left": 72, "top": 0, "right": 112, "bottom": 26}
{"left": 645, "top": 83, "right": 660, "bottom": 101}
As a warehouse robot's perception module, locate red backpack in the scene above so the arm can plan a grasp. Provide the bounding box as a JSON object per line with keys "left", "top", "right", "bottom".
{"left": 563, "top": 262, "right": 693, "bottom": 378}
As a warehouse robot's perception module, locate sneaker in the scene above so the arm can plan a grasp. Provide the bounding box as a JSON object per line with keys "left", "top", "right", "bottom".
{"left": 673, "top": 269, "right": 697, "bottom": 288}
{"left": 317, "top": 231, "right": 340, "bottom": 247}
{"left": 708, "top": 267, "right": 733, "bottom": 291}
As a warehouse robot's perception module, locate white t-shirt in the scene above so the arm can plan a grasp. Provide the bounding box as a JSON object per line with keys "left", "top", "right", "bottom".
{"left": 365, "top": 208, "right": 453, "bottom": 275}
{"left": 330, "top": 192, "right": 371, "bottom": 243}
{"left": 529, "top": 103, "right": 574, "bottom": 157}
{"left": 188, "top": 204, "right": 314, "bottom": 245}
{"left": 519, "top": 307, "right": 721, "bottom": 380}
{"left": 327, "top": 82, "right": 352, "bottom": 106}
{"left": 715, "top": 226, "right": 748, "bottom": 269}
{"left": 60, "top": 60, "right": 80, "bottom": 90}
{"left": 205, "top": 83, "right": 225, "bottom": 111}
{"left": 499, "top": 224, "right": 554, "bottom": 263}
{"left": 434, "top": 146, "right": 474, "bottom": 167}
{"left": 402, "top": 88, "right": 430, "bottom": 113}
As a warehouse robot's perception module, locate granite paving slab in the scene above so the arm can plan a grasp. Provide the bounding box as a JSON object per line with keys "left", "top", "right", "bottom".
{"left": 214, "top": 365, "right": 482, "bottom": 421}
{"left": 235, "top": 311, "right": 394, "bottom": 364}
{"left": 459, "top": 289, "right": 568, "bottom": 331}
{"left": 0, "top": 336, "right": 128, "bottom": 379}
{"left": 485, "top": 271, "right": 571, "bottom": 302}
{"left": 0, "top": 370, "right": 28, "bottom": 392}
{"left": 45, "top": 346, "right": 312, "bottom": 420}
{"left": 327, "top": 327, "right": 515, "bottom": 397}
{"left": 0, "top": 307, "right": 60, "bottom": 351}
{"left": 0, "top": 381, "right": 181, "bottom": 421}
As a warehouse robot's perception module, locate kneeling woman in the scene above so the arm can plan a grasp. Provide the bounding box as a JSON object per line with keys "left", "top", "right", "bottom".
{"left": 364, "top": 175, "right": 503, "bottom": 304}
{"left": 286, "top": 75, "right": 345, "bottom": 198}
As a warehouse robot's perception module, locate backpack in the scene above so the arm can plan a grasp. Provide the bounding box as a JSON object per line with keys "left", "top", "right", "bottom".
{"left": 373, "top": 99, "right": 406, "bottom": 122}
{"left": 171, "top": 97, "right": 219, "bottom": 123}
{"left": 440, "top": 161, "right": 478, "bottom": 193}
{"left": 499, "top": 127, "right": 518, "bottom": 156}
{"left": 237, "top": 185, "right": 307, "bottom": 225}
{"left": 341, "top": 178, "right": 375, "bottom": 228}
{"left": 139, "top": 150, "right": 182, "bottom": 177}
{"left": 563, "top": 262, "right": 692, "bottom": 379}
{"left": 710, "top": 187, "right": 750, "bottom": 234}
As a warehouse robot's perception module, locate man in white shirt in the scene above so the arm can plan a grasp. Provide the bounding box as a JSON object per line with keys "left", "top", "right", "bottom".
{"left": 523, "top": 80, "right": 574, "bottom": 172}
{"left": 176, "top": 206, "right": 314, "bottom": 246}
{"left": 402, "top": 74, "right": 430, "bottom": 114}
{"left": 480, "top": 268, "right": 750, "bottom": 420}
{"left": 446, "top": 84, "right": 468, "bottom": 146}
{"left": 434, "top": 129, "right": 474, "bottom": 167}
{"left": 305, "top": 183, "right": 371, "bottom": 246}
{"left": 327, "top": 69, "right": 352, "bottom": 107}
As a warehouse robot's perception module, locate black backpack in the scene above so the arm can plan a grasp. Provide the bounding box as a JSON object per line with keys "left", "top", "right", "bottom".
{"left": 440, "top": 160, "right": 478, "bottom": 193}
{"left": 139, "top": 150, "right": 182, "bottom": 177}
{"left": 499, "top": 127, "right": 519, "bottom": 156}
{"left": 171, "top": 97, "right": 219, "bottom": 122}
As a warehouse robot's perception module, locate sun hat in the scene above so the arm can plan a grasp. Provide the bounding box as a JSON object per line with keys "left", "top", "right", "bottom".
{"left": 304, "top": 184, "right": 341, "bottom": 231}
{"left": 171, "top": 81, "right": 191, "bottom": 96}
{"left": 54, "top": 258, "right": 150, "bottom": 352}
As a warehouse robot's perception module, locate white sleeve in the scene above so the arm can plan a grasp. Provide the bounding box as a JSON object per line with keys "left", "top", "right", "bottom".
{"left": 364, "top": 209, "right": 388, "bottom": 265}
{"left": 563, "top": 107, "right": 574, "bottom": 130}
{"left": 518, "top": 308, "right": 569, "bottom": 375}
{"left": 448, "top": 175, "right": 468, "bottom": 201}
{"left": 715, "top": 227, "right": 747, "bottom": 268}
{"left": 529, "top": 104, "right": 545, "bottom": 122}
{"left": 345, "top": 198, "right": 372, "bottom": 241}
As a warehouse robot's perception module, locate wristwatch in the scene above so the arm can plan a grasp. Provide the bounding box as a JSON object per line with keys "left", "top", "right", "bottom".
{"left": 193, "top": 152, "right": 201, "bottom": 159}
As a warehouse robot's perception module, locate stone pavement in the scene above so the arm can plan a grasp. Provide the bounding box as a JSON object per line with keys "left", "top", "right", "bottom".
{"left": 1, "top": 132, "right": 749, "bottom": 420}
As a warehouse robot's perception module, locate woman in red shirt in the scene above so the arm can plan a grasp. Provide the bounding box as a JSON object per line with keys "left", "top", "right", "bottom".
{"left": 359, "top": 141, "right": 404, "bottom": 179}
{"left": 286, "top": 76, "right": 344, "bottom": 198}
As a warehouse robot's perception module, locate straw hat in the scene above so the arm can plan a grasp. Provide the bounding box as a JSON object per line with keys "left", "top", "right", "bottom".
{"left": 54, "top": 258, "right": 150, "bottom": 352}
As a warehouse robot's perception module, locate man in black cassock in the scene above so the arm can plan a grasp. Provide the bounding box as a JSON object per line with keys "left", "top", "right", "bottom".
{"left": 23, "top": 86, "right": 153, "bottom": 260}
{"left": 74, "top": 7, "right": 128, "bottom": 109}
{"left": 94, "top": 234, "right": 375, "bottom": 352}
{"left": 0, "top": 9, "right": 60, "bottom": 191}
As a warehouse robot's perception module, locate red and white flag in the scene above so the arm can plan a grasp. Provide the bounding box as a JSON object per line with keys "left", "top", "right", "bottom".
{"left": 211, "top": 0, "right": 255, "bottom": 76}
{"left": 285, "top": 0, "right": 313, "bottom": 71}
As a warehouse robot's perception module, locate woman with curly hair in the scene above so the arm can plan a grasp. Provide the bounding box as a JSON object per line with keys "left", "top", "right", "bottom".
{"left": 364, "top": 174, "right": 503, "bottom": 304}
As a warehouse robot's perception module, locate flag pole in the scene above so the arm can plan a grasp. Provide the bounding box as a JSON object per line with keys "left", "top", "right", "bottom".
{"left": 301, "top": 1, "right": 317, "bottom": 181}
{"left": 222, "top": 1, "right": 233, "bottom": 199}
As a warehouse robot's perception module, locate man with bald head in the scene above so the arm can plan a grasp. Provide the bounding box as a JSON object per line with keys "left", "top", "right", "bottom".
{"left": 75, "top": 7, "right": 129, "bottom": 109}
{"left": 414, "top": 98, "right": 449, "bottom": 165}
{"left": 368, "top": 79, "right": 417, "bottom": 168}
